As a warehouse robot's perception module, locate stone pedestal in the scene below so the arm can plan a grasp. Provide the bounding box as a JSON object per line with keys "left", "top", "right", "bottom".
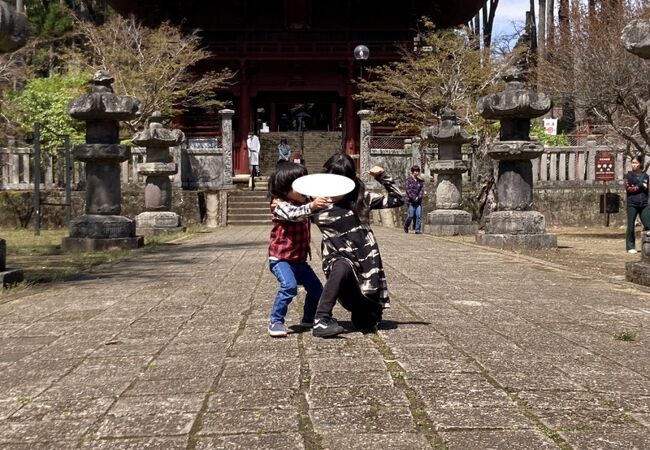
{"left": 62, "top": 70, "right": 142, "bottom": 252}
{"left": 206, "top": 192, "right": 219, "bottom": 228}
{"left": 0, "top": 238, "right": 23, "bottom": 287}
{"left": 133, "top": 112, "right": 185, "bottom": 236}
{"left": 424, "top": 109, "right": 478, "bottom": 236}
{"left": 476, "top": 67, "right": 556, "bottom": 249}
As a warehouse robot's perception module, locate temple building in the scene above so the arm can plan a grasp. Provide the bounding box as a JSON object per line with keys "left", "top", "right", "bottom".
{"left": 106, "top": 0, "right": 483, "bottom": 174}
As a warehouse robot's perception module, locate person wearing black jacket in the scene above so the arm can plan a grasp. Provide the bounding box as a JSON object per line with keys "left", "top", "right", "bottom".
{"left": 624, "top": 154, "right": 650, "bottom": 253}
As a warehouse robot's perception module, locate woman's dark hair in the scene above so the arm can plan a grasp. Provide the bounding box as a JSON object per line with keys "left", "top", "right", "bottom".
{"left": 268, "top": 162, "right": 308, "bottom": 200}
{"left": 632, "top": 153, "right": 645, "bottom": 165}
{"left": 322, "top": 153, "right": 369, "bottom": 224}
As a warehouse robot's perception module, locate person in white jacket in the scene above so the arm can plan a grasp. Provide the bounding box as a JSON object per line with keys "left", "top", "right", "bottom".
{"left": 246, "top": 131, "right": 261, "bottom": 187}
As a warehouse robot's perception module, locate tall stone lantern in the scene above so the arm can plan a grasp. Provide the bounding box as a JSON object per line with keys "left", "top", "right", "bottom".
{"left": 133, "top": 112, "right": 185, "bottom": 236}
{"left": 424, "top": 109, "right": 478, "bottom": 235}
{"left": 476, "top": 67, "right": 557, "bottom": 249}
{"left": 622, "top": 19, "right": 650, "bottom": 285}
{"left": 62, "top": 70, "right": 143, "bottom": 251}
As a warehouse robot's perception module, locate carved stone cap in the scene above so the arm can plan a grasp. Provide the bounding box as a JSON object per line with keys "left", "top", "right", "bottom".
{"left": 431, "top": 160, "right": 468, "bottom": 174}
{"left": 69, "top": 71, "right": 140, "bottom": 120}
{"left": 429, "top": 109, "right": 473, "bottom": 145}
{"left": 132, "top": 112, "right": 184, "bottom": 147}
{"left": 622, "top": 19, "right": 650, "bottom": 59}
{"left": 478, "top": 68, "right": 552, "bottom": 120}
{"left": 487, "top": 141, "right": 544, "bottom": 161}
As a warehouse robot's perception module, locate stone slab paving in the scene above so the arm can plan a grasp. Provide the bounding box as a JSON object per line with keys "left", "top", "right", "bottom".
{"left": 1, "top": 225, "right": 649, "bottom": 449}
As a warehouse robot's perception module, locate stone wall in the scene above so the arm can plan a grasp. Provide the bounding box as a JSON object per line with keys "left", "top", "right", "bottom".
{"left": 381, "top": 182, "right": 626, "bottom": 229}
{"left": 0, "top": 187, "right": 206, "bottom": 229}
{"left": 0, "top": 184, "right": 627, "bottom": 230}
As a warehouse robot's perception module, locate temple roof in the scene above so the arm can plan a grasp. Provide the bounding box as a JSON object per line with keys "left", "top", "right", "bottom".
{"left": 106, "top": 0, "right": 484, "bottom": 29}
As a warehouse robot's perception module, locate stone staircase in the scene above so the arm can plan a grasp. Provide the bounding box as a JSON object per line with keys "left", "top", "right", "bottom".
{"left": 259, "top": 131, "right": 343, "bottom": 176}
{"left": 228, "top": 131, "right": 342, "bottom": 226}
{"left": 227, "top": 178, "right": 272, "bottom": 226}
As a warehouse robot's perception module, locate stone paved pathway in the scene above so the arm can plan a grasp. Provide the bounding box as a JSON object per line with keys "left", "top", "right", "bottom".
{"left": 1, "top": 226, "right": 649, "bottom": 449}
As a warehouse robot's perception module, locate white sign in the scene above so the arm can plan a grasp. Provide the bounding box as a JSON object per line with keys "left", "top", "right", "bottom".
{"left": 543, "top": 118, "right": 558, "bottom": 136}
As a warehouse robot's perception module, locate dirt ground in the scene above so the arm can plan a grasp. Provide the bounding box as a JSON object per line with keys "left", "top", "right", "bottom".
{"left": 445, "top": 225, "right": 640, "bottom": 281}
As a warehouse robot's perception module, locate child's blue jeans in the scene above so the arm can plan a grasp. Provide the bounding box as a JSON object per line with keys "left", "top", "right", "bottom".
{"left": 269, "top": 260, "right": 322, "bottom": 324}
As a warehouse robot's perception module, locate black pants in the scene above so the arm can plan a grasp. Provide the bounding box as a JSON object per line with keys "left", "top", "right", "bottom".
{"left": 315, "top": 259, "right": 382, "bottom": 329}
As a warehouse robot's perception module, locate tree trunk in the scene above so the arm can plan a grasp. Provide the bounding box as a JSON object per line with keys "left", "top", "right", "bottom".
{"left": 482, "top": 0, "right": 499, "bottom": 50}
{"left": 558, "top": 0, "right": 575, "bottom": 133}
{"left": 547, "top": 0, "right": 555, "bottom": 48}
{"left": 539, "top": 0, "right": 546, "bottom": 59}
{"left": 528, "top": 0, "right": 537, "bottom": 52}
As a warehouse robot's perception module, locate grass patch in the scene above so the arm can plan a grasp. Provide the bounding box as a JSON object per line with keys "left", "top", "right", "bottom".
{"left": 613, "top": 331, "right": 637, "bottom": 342}
{"left": 1, "top": 224, "right": 207, "bottom": 296}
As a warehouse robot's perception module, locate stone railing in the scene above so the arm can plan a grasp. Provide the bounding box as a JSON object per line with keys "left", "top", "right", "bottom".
{"left": 366, "top": 135, "right": 629, "bottom": 188}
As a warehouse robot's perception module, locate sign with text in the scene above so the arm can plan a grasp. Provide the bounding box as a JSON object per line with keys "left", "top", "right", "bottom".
{"left": 595, "top": 151, "right": 616, "bottom": 182}
{"left": 543, "top": 118, "right": 558, "bottom": 136}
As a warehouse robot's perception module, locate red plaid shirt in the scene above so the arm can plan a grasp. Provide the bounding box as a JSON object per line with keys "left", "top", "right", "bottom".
{"left": 268, "top": 201, "right": 312, "bottom": 262}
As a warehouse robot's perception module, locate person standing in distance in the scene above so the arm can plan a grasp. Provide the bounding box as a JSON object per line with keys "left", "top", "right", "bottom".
{"left": 624, "top": 154, "right": 650, "bottom": 254}
{"left": 403, "top": 165, "right": 424, "bottom": 234}
{"left": 246, "top": 131, "right": 261, "bottom": 189}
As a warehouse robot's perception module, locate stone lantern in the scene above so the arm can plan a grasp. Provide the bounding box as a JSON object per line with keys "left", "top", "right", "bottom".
{"left": 133, "top": 112, "right": 185, "bottom": 236}
{"left": 622, "top": 19, "right": 650, "bottom": 285}
{"left": 424, "top": 109, "right": 478, "bottom": 235}
{"left": 62, "top": 70, "right": 143, "bottom": 251}
{"left": 476, "top": 67, "right": 557, "bottom": 249}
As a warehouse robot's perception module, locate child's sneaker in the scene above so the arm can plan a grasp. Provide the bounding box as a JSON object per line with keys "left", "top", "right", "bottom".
{"left": 312, "top": 318, "right": 345, "bottom": 337}
{"left": 268, "top": 321, "right": 288, "bottom": 337}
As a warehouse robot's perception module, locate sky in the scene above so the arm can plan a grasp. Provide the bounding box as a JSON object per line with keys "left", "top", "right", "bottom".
{"left": 492, "top": 0, "right": 531, "bottom": 42}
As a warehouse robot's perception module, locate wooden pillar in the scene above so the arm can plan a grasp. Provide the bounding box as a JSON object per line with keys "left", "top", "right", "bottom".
{"left": 344, "top": 81, "right": 355, "bottom": 155}
{"left": 270, "top": 102, "right": 277, "bottom": 132}
{"left": 237, "top": 76, "right": 251, "bottom": 175}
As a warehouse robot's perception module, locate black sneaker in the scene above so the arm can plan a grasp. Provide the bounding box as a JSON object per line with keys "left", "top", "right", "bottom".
{"left": 312, "top": 318, "right": 345, "bottom": 337}
{"left": 403, "top": 226, "right": 409, "bottom": 233}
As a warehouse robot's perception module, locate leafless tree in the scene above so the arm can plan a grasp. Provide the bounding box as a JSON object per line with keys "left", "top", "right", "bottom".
{"left": 539, "top": 2, "right": 650, "bottom": 153}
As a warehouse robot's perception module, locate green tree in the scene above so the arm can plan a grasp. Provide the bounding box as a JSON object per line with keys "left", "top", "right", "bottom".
{"left": 63, "top": 14, "right": 232, "bottom": 132}
{"left": 4, "top": 72, "right": 86, "bottom": 151}
{"left": 358, "top": 21, "right": 502, "bottom": 136}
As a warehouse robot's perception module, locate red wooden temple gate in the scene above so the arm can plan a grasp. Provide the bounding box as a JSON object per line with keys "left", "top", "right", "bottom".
{"left": 106, "top": 0, "right": 484, "bottom": 174}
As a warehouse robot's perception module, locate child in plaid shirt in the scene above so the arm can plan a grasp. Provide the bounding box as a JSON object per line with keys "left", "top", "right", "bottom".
{"left": 267, "top": 162, "right": 330, "bottom": 337}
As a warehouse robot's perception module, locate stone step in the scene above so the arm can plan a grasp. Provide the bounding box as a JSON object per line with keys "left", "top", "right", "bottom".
{"left": 228, "top": 219, "right": 273, "bottom": 226}
{"left": 228, "top": 212, "right": 272, "bottom": 220}
{"left": 227, "top": 206, "right": 270, "bottom": 213}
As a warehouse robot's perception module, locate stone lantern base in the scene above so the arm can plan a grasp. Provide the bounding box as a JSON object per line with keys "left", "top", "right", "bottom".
{"left": 0, "top": 239, "right": 24, "bottom": 287}
{"left": 424, "top": 210, "right": 477, "bottom": 236}
{"left": 135, "top": 211, "right": 185, "bottom": 237}
{"left": 626, "top": 233, "right": 650, "bottom": 286}
{"left": 476, "top": 210, "right": 557, "bottom": 249}
{"left": 62, "top": 215, "right": 143, "bottom": 252}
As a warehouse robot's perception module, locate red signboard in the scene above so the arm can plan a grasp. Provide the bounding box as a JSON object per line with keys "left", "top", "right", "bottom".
{"left": 595, "top": 151, "right": 616, "bottom": 182}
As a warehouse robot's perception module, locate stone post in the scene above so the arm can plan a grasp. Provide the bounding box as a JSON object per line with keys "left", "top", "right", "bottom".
{"left": 0, "top": 1, "right": 27, "bottom": 285}
{"left": 219, "top": 109, "right": 235, "bottom": 188}
{"left": 621, "top": 19, "right": 650, "bottom": 284}
{"left": 0, "top": 238, "right": 23, "bottom": 286}
{"left": 358, "top": 109, "right": 372, "bottom": 183}
{"left": 133, "top": 112, "right": 186, "bottom": 236}
{"left": 411, "top": 137, "right": 422, "bottom": 171}
{"left": 424, "top": 109, "right": 478, "bottom": 236}
{"left": 62, "top": 70, "right": 143, "bottom": 251}
{"left": 476, "top": 67, "right": 557, "bottom": 249}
